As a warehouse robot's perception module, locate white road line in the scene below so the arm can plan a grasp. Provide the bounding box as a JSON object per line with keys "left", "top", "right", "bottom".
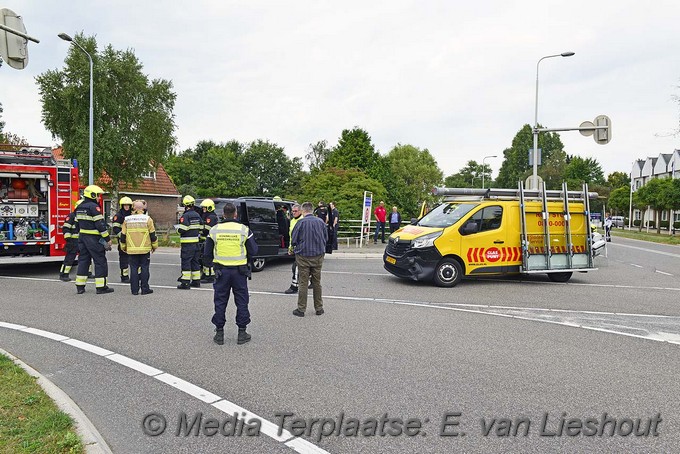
{"left": 106, "top": 353, "right": 164, "bottom": 376}
{"left": 155, "top": 373, "right": 222, "bottom": 404}
{"left": 655, "top": 270, "right": 673, "bottom": 276}
{"left": 610, "top": 242, "right": 680, "bottom": 259}
{"left": 0, "top": 322, "right": 329, "bottom": 453}
{"left": 630, "top": 264, "right": 643, "bottom": 268}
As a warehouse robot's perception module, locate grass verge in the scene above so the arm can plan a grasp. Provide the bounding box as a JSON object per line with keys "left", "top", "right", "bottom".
{"left": 609, "top": 228, "right": 680, "bottom": 245}
{"left": 0, "top": 354, "right": 84, "bottom": 453}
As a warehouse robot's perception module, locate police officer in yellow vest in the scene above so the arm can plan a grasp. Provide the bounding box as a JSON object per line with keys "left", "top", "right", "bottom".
{"left": 120, "top": 200, "right": 158, "bottom": 295}
{"left": 203, "top": 202, "right": 258, "bottom": 345}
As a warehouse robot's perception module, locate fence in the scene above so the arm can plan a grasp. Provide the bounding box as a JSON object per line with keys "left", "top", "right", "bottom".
{"left": 336, "top": 219, "right": 406, "bottom": 247}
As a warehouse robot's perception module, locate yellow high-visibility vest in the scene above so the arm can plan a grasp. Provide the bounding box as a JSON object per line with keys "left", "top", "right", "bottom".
{"left": 210, "top": 223, "right": 249, "bottom": 266}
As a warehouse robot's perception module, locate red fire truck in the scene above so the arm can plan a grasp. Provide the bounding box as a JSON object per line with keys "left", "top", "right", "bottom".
{"left": 0, "top": 145, "right": 80, "bottom": 257}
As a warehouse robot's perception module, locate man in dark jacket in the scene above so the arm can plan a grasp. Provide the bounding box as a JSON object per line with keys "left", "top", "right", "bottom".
{"left": 291, "top": 202, "right": 328, "bottom": 317}
{"left": 389, "top": 206, "right": 402, "bottom": 233}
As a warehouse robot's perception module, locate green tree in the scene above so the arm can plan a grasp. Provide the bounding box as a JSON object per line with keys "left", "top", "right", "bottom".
{"left": 298, "top": 167, "right": 386, "bottom": 220}
{"left": 563, "top": 156, "right": 605, "bottom": 186}
{"left": 606, "top": 187, "right": 630, "bottom": 216}
{"left": 324, "top": 127, "right": 384, "bottom": 180}
{"left": 36, "top": 33, "right": 177, "bottom": 204}
{"left": 635, "top": 178, "right": 673, "bottom": 233}
{"left": 241, "top": 139, "right": 303, "bottom": 196}
{"left": 383, "top": 144, "right": 443, "bottom": 218}
{"left": 305, "top": 140, "right": 331, "bottom": 172}
{"left": 495, "top": 124, "right": 566, "bottom": 188}
{"left": 607, "top": 171, "right": 630, "bottom": 190}
{"left": 444, "top": 160, "right": 486, "bottom": 188}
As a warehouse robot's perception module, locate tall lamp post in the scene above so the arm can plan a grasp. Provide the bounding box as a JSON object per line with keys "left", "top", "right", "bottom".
{"left": 58, "top": 32, "right": 94, "bottom": 186}
{"left": 482, "top": 155, "right": 497, "bottom": 189}
{"left": 531, "top": 51, "right": 575, "bottom": 189}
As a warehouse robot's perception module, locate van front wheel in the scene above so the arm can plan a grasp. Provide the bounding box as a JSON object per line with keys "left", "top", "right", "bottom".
{"left": 251, "top": 258, "right": 266, "bottom": 272}
{"left": 434, "top": 258, "right": 463, "bottom": 287}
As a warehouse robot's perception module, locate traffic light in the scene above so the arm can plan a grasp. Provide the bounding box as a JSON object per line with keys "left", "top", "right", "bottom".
{"left": 0, "top": 8, "right": 29, "bottom": 70}
{"left": 594, "top": 115, "right": 611, "bottom": 145}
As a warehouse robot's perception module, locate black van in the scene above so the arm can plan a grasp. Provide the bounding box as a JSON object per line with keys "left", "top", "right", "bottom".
{"left": 195, "top": 197, "right": 296, "bottom": 271}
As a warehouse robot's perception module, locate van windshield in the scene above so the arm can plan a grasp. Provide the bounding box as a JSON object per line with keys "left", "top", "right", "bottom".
{"left": 418, "top": 203, "right": 477, "bottom": 228}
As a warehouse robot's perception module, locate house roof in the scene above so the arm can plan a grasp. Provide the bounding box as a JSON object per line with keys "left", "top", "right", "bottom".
{"left": 52, "top": 147, "right": 179, "bottom": 196}
{"left": 658, "top": 153, "right": 672, "bottom": 165}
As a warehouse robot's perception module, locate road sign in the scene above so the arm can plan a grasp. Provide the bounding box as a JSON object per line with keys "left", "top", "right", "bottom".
{"left": 594, "top": 115, "right": 611, "bottom": 145}
{"left": 0, "top": 8, "right": 29, "bottom": 69}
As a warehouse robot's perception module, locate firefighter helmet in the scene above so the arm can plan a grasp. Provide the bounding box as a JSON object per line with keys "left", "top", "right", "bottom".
{"left": 182, "top": 195, "right": 195, "bottom": 206}
{"left": 119, "top": 196, "right": 133, "bottom": 206}
{"left": 200, "top": 199, "right": 215, "bottom": 212}
{"left": 83, "top": 185, "right": 104, "bottom": 199}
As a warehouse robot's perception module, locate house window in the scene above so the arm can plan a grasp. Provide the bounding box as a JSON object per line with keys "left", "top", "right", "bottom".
{"left": 661, "top": 211, "right": 668, "bottom": 221}
{"left": 141, "top": 171, "right": 156, "bottom": 180}
{"left": 634, "top": 210, "right": 641, "bottom": 221}
{"left": 675, "top": 212, "right": 680, "bottom": 222}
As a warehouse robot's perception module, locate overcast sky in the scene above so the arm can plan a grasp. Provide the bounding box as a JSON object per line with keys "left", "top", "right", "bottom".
{"left": 2, "top": 1, "right": 679, "bottom": 179}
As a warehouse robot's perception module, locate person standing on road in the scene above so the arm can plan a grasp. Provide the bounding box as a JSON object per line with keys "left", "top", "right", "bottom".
{"left": 328, "top": 201, "right": 339, "bottom": 252}
{"left": 604, "top": 212, "right": 613, "bottom": 242}
{"left": 73, "top": 185, "right": 113, "bottom": 295}
{"left": 203, "top": 202, "right": 258, "bottom": 345}
{"left": 119, "top": 200, "right": 158, "bottom": 295}
{"left": 200, "top": 199, "right": 219, "bottom": 283}
{"left": 389, "top": 206, "right": 402, "bottom": 234}
{"left": 291, "top": 202, "right": 328, "bottom": 317}
{"left": 284, "top": 203, "right": 303, "bottom": 294}
{"left": 59, "top": 199, "right": 83, "bottom": 281}
{"left": 177, "top": 195, "right": 204, "bottom": 289}
{"left": 111, "top": 196, "right": 133, "bottom": 283}
{"left": 374, "top": 201, "right": 387, "bottom": 244}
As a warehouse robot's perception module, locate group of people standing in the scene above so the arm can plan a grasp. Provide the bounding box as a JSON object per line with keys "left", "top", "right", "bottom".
{"left": 372, "top": 201, "right": 402, "bottom": 244}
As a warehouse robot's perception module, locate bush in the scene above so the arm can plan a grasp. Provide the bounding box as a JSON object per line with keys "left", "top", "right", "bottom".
{"left": 660, "top": 221, "right": 670, "bottom": 229}
{"left": 647, "top": 221, "right": 655, "bottom": 228}
{"left": 633, "top": 220, "right": 641, "bottom": 227}
{"left": 674, "top": 221, "right": 680, "bottom": 229}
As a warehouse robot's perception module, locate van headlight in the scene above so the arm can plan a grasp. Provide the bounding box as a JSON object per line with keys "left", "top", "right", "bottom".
{"left": 412, "top": 231, "right": 442, "bottom": 249}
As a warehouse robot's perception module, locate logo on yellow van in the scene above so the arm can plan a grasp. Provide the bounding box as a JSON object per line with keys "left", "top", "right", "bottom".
{"left": 467, "top": 247, "right": 521, "bottom": 263}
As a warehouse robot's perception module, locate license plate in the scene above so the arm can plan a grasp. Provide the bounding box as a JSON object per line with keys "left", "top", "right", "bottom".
{"left": 385, "top": 255, "right": 396, "bottom": 265}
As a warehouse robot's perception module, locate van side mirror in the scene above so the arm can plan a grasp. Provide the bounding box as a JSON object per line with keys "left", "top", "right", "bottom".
{"left": 410, "top": 218, "right": 418, "bottom": 225}
{"left": 462, "top": 221, "right": 478, "bottom": 234}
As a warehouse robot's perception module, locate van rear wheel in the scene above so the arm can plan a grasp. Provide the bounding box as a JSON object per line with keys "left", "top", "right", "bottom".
{"left": 251, "top": 258, "right": 266, "bottom": 272}
{"left": 547, "top": 272, "right": 572, "bottom": 283}
{"left": 433, "top": 258, "right": 463, "bottom": 287}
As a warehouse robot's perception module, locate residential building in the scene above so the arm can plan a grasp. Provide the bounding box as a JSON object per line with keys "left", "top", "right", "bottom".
{"left": 630, "top": 149, "right": 680, "bottom": 227}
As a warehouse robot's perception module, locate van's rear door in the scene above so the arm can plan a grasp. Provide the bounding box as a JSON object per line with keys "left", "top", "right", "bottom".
{"left": 245, "top": 200, "right": 280, "bottom": 257}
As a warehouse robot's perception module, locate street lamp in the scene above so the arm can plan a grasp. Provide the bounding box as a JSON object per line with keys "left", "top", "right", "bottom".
{"left": 58, "top": 32, "right": 94, "bottom": 186}
{"left": 531, "top": 51, "right": 575, "bottom": 189}
{"left": 482, "top": 155, "right": 497, "bottom": 189}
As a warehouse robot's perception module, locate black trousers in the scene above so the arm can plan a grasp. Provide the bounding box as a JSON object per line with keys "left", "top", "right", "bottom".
{"left": 60, "top": 238, "right": 79, "bottom": 274}
{"left": 180, "top": 243, "right": 201, "bottom": 282}
{"left": 212, "top": 267, "right": 250, "bottom": 329}
{"left": 128, "top": 253, "right": 151, "bottom": 293}
{"left": 76, "top": 235, "right": 108, "bottom": 288}
{"left": 118, "top": 244, "right": 129, "bottom": 276}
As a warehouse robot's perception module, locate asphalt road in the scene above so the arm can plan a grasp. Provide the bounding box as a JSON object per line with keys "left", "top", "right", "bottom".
{"left": 1, "top": 237, "right": 679, "bottom": 453}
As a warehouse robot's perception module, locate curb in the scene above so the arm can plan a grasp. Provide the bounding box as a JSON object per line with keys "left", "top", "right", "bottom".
{"left": 0, "top": 347, "right": 113, "bottom": 454}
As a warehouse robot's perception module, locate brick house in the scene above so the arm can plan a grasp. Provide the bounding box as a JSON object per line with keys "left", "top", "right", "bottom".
{"left": 52, "top": 147, "right": 181, "bottom": 229}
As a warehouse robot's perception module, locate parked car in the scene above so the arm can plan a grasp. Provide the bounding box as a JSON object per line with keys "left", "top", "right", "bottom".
{"left": 195, "top": 197, "right": 296, "bottom": 271}
{"left": 611, "top": 216, "right": 625, "bottom": 228}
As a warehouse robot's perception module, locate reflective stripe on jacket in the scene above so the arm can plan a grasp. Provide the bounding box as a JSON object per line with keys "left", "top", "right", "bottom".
{"left": 209, "top": 223, "right": 250, "bottom": 266}
{"left": 121, "top": 213, "right": 158, "bottom": 254}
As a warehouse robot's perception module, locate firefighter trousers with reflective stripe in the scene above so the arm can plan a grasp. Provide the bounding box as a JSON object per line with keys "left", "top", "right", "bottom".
{"left": 179, "top": 243, "right": 201, "bottom": 283}
{"left": 60, "top": 239, "right": 79, "bottom": 274}
{"left": 129, "top": 253, "right": 151, "bottom": 294}
{"left": 76, "top": 235, "right": 108, "bottom": 288}
{"left": 118, "top": 244, "right": 129, "bottom": 276}
{"left": 211, "top": 267, "right": 250, "bottom": 329}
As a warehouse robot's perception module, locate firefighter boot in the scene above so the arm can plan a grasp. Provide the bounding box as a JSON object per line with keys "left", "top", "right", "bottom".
{"left": 121, "top": 274, "right": 130, "bottom": 283}
{"left": 59, "top": 273, "right": 71, "bottom": 282}
{"left": 76, "top": 286, "right": 86, "bottom": 294}
{"left": 177, "top": 281, "right": 191, "bottom": 290}
{"left": 96, "top": 286, "right": 115, "bottom": 295}
{"left": 237, "top": 328, "right": 251, "bottom": 345}
{"left": 213, "top": 328, "right": 224, "bottom": 345}
{"left": 190, "top": 281, "right": 201, "bottom": 288}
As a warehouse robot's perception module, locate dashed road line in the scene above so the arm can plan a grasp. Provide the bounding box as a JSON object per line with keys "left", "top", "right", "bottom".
{"left": 655, "top": 270, "right": 673, "bottom": 276}
{"left": 0, "top": 322, "right": 327, "bottom": 454}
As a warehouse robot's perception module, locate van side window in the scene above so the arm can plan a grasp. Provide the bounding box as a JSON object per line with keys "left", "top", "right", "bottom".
{"left": 460, "top": 206, "right": 503, "bottom": 235}
{"left": 247, "top": 200, "right": 276, "bottom": 223}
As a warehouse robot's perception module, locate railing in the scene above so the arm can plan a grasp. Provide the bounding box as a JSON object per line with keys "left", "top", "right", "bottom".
{"left": 336, "top": 219, "right": 406, "bottom": 248}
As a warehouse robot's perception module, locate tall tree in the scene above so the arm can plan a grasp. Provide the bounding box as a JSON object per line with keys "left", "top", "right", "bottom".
{"left": 36, "top": 33, "right": 177, "bottom": 203}
{"left": 607, "top": 187, "right": 631, "bottom": 216}
{"left": 241, "top": 139, "right": 303, "bottom": 196}
{"left": 383, "top": 144, "right": 443, "bottom": 218}
{"left": 564, "top": 156, "right": 605, "bottom": 186}
{"left": 607, "top": 171, "right": 630, "bottom": 190}
{"left": 305, "top": 140, "right": 331, "bottom": 172}
{"left": 444, "top": 160, "right": 486, "bottom": 188}
{"left": 495, "top": 124, "right": 566, "bottom": 188}
{"left": 298, "top": 167, "right": 386, "bottom": 220}
{"left": 635, "top": 178, "right": 672, "bottom": 233}
{"left": 324, "top": 127, "right": 384, "bottom": 180}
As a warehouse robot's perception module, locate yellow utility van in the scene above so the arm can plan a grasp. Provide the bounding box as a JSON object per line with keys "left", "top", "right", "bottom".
{"left": 383, "top": 183, "right": 598, "bottom": 287}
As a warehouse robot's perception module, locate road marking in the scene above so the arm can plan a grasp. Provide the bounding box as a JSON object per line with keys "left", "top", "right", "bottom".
{"left": 630, "top": 264, "right": 643, "bottom": 268}
{"left": 656, "top": 270, "right": 673, "bottom": 276}
{"left": 0, "top": 322, "right": 329, "bottom": 453}
{"left": 610, "top": 242, "right": 680, "bottom": 259}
